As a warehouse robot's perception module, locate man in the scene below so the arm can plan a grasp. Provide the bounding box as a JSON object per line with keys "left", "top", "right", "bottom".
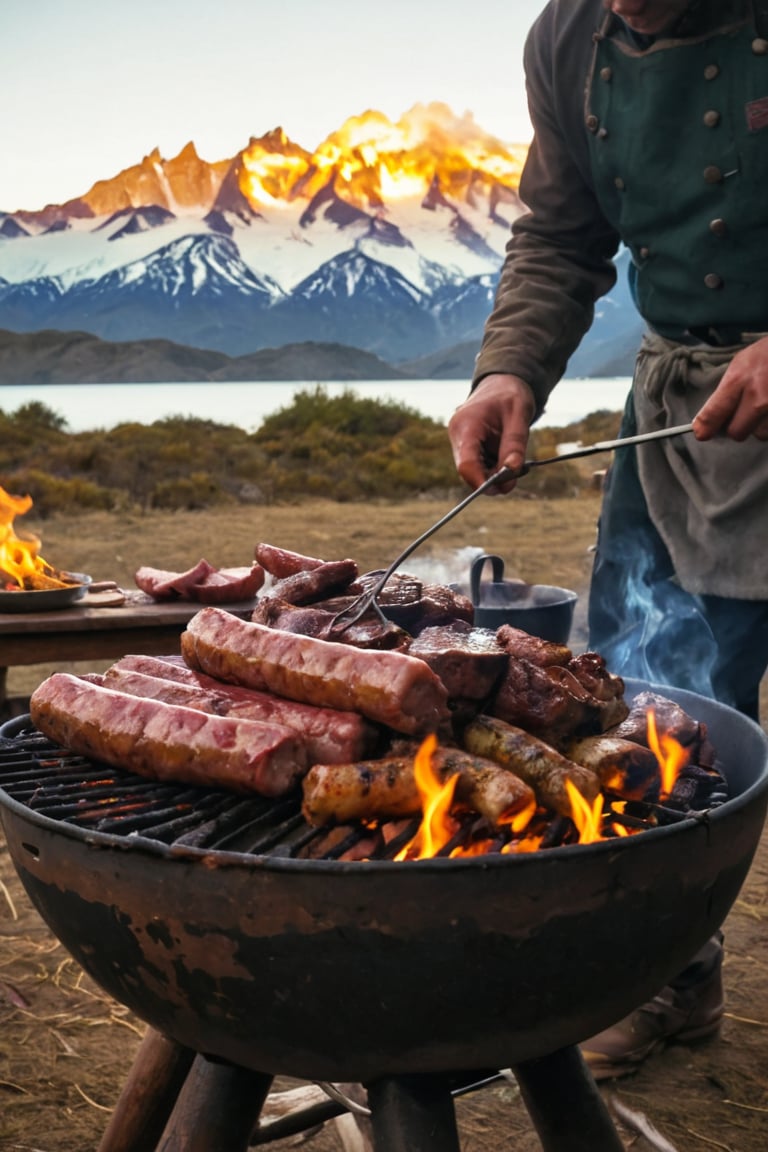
{"left": 448, "top": 0, "right": 768, "bottom": 1078}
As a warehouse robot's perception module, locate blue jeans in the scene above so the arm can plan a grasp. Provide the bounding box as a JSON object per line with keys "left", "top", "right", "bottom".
{"left": 588, "top": 393, "right": 768, "bottom": 722}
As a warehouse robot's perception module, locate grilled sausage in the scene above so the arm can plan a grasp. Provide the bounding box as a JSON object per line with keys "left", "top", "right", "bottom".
{"left": 565, "top": 735, "right": 660, "bottom": 801}
{"left": 30, "top": 673, "right": 307, "bottom": 798}
{"left": 461, "top": 714, "right": 601, "bottom": 818}
{"left": 103, "top": 661, "right": 380, "bottom": 765}
{"left": 182, "top": 606, "right": 451, "bottom": 736}
{"left": 302, "top": 745, "right": 536, "bottom": 828}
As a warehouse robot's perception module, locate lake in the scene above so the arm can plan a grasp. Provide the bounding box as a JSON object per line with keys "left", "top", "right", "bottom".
{"left": 0, "top": 377, "right": 632, "bottom": 433}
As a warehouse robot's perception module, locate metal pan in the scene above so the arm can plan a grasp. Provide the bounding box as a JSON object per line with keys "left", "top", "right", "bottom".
{"left": 0, "top": 572, "right": 92, "bottom": 613}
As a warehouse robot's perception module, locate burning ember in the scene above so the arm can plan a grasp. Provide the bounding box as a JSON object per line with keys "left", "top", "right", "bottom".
{"left": 0, "top": 484, "right": 78, "bottom": 591}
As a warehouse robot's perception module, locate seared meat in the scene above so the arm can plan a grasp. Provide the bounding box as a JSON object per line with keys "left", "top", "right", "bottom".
{"left": 182, "top": 606, "right": 451, "bottom": 736}
{"left": 103, "top": 657, "right": 381, "bottom": 765}
{"left": 302, "top": 743, "right": 536, "bottom": 828}
{"left": 408, "top": 622, "right": 508, "bottom": 703}
{"left": 30, "top": 673, "right": 307, "bottom": 798}
{"left": 251, "top": 596, "right": 409, "bottom": 650}
{"left": 462, "top": 713, "right": 601, "bottom": 818}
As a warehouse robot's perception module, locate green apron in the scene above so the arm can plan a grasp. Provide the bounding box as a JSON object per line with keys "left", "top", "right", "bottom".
{"left": 585, "top": 3, "right": 768, "bottom": 335}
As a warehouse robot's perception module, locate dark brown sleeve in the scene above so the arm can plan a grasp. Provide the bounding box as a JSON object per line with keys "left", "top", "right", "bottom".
{"left": 473, "top": 0, "right": 621, "bottom": 413}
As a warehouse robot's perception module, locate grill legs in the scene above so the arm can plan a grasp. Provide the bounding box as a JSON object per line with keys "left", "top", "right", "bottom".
{"left": 367, "top": 1075, "right": 462, "bottom": 1152}
{"left": 97, "top": 1030, "right": 626, "bottom": 1151}
{"left": 513, "top": 1046, "right": 625, "bottom": 1152}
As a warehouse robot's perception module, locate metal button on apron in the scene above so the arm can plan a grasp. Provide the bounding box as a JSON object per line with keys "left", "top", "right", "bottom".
{"left": 704, "top": 272, "right": 723, "bottom": 289}
{"left": 709, "top": 218, "right": 728, "bottom": 236}
{"left": 752, "top": 38, "right": 768, "bottom": 55}
{"left": 703, "top": 110, "right": 721, "bottom": 128}
{"left": 704, "top": 63, "right": 720, "bottom": 80}
{"left": 703, "top": 165, "right": 724, "bottom": 183}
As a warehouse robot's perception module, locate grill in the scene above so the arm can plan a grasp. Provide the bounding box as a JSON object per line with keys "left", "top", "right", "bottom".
{"left": 1, "top": 679, "right": 767, "bottom": 1152}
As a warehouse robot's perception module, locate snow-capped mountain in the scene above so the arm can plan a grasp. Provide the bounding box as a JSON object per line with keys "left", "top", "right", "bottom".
{"left": 0, "top": 102, "right": 642, "bottom": 373}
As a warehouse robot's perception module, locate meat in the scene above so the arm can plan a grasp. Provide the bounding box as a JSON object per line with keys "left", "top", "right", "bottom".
{"left": 489, "top": 656, "right": 607, "bottom": 745}
{"left": 302, "top": 744, "right": 536, "bottom": 828}
{"left": 461, "top": 714, "right": 601, "bottom": 818}
{"left": 608, "top": 690, "right": 717, "bottom": 768}
{"left": 495, "top": 625, "right": 573, "bottom": 668}
{"left": 407, "top": 623, "right": 508, "bottom": 704}
{"left": 182, "top": 606, "right": 451, "bottom": 736}
{"left": 564, "top": 735, "right": 660, "bottom": 801}
{"left": 102, "top": 655, "right": 380, "bottom": 765}
{"left": 29, "top": 673, "right": 307, "bottom": 798}
{"left": 251, "top": 596, "right": 409, "bottom": 650}
{"left": 267, "top": 559, "right": 359, "bottom": 605}
{"left": 135, "top": 560, "right": 265, "bottom": 603}
{"left": 254, "top": 543, "right": 326, "bottom": 577}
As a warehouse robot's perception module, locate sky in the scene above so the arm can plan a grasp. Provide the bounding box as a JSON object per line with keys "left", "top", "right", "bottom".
{"left": 0, "top": 0, "right": 549, "bottom": 213}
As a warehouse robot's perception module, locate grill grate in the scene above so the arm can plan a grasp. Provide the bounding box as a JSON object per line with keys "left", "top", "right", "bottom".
{"left": 0, "top": 726, "right": 397, "bottom": 859}
{"left": 0, "top": 722, "right": 726, "bottom": 864}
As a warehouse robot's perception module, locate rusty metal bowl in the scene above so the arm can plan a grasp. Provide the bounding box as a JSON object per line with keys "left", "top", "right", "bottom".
{"left": 0, "top": 572, "right": 92, "bottom": 613}
{"left": 0, "top": 680, "right": 766, "bottom": 1083}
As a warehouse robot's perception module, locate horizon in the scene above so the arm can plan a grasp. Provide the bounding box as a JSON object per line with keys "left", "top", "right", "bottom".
{"left": 0, "top": 0, "right": 547, "bottom": 213}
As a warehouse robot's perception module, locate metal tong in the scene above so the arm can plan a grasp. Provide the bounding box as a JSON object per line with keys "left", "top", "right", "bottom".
{"left": 326, "top": 421, "right": 694, "bottom": 637}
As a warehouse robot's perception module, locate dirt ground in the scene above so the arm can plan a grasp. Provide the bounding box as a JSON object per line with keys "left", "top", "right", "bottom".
{"left": 1, "top": 497, "right": 767, "bottom": 1152}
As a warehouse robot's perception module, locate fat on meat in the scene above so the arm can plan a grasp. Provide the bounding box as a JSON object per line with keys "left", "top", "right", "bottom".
{"left": 29, "top": 673, "right": 308, "bottom": 798}
{"left": 182, "top": 606, "right": 451, "bottom": 736}
{"left": 103, "top": 656, "right": 380, "bottom": 764}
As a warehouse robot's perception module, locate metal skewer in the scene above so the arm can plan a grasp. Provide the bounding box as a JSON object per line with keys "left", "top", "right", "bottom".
{"left": 326, "top": 422, "right": 695, "bottom": 637}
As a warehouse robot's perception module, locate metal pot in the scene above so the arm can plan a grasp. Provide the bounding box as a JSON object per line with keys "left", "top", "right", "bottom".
{"left": 463, "top": 553, "right": 577, "bottom": 642}
{"left": 0, "top": 680, "right": 765, "bottom": 1083}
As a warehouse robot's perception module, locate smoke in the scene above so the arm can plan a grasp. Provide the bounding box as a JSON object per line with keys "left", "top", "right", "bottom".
{"left": 590, "top": 536, "right": 719, "bottom": 704}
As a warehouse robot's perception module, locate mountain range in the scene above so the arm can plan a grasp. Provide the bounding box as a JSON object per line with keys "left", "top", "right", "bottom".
{"left": 0, "top": 103, "right": 643, "bottom": 382}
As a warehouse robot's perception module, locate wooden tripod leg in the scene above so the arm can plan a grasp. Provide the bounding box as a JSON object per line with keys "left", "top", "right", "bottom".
{"left": 157, "top": 1053, "right": 273, "bottom": 1152}
{"left": 512, "top": 1045, "right": 625, "bottom": 1152}
{"left": 96, "top": 1028, "right": 196, "bottom": 1152}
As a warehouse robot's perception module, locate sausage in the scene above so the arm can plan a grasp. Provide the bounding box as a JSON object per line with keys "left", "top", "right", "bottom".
{"left": 103, "top": 661, "right": 380, "bottom": 765}
{"left": 29, "top": 673, "right": 307, "bottom": 798}
{"left": 565, "top": 735, "right": 660, "bottom": 801}
{"left": 182, "top": 606, "right": 450, "bottom": 736}
{"left": 461, "top": 714, "right": 601, "bottom": 818}
{"left": 302, "top": 744, "right": 536, "bottom": 828}
{"left": 254, "top": 543, "right": 326, "bottom": 577}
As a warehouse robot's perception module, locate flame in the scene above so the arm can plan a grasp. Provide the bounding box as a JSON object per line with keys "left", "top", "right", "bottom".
{"left": 646, "top": 708, "right": 689, "bottom": 798}
{"left": 0, "top": 484, "right": 72, "bottom": 590}
{"left": 395, "top": 734, "right": 460, "bottom": 861}
{"left": 565, "top": 779, "right": 605, "bottom": 844}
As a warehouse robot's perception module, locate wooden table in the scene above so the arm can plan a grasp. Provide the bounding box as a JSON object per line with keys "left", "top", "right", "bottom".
{"left": 0, "top": 593, "right": 257, "bottom": 708}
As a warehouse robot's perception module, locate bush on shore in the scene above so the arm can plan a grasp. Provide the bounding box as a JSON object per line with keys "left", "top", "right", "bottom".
{"left": 0, "top": 388, "right": 621, "bottom": 515}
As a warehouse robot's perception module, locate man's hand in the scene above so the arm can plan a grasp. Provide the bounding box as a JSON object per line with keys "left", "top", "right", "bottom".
{"left": 694, "top": 336, "right": 768, "bottom": 441}
{"left": 447, "top": 373, "right": 536, "bottom": 493}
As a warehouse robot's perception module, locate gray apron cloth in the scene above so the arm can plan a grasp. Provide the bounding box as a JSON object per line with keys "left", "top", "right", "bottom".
{"left": 633, "top": 330, "right": 768, "bottom": 600}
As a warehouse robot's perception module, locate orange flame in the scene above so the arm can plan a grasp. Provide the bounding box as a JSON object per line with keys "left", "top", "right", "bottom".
{"left": 565, "top": 779, "right": 605, "bottom": 844}
{"left": 0, "top": 485, "right": 71, "bottom": 590}
{"left": 646, "top": 708, "right": 689, "bottom": 798}
{"left": 395, "top": 734, "right": 460, "bottom": 861}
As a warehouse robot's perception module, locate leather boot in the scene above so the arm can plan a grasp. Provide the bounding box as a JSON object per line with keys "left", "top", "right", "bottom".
{"left": 580, "top": 934, "right": 724, "bottom": 1081}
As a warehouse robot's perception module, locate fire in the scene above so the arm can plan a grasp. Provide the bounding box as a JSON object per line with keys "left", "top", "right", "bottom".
{"left": 0, "top": 484, "right": 73, "bottom": 590}
{"left": 646, "top": 708, "right": 689, "bottom": 797}
{"left": 384, "top": 704, "right": 698, "bottom": 862}
{"left": 395, "top": 734, "right": 460, "bottom": 861}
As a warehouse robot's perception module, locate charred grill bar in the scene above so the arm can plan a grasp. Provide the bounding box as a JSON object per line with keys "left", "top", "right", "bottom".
{"left": 1, "top": 681, "right": 767, "bottom": 1151}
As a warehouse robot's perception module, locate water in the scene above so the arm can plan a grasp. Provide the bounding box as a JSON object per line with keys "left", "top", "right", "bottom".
{"left": 0, "top": 377, "right": 631, "bottom": 433}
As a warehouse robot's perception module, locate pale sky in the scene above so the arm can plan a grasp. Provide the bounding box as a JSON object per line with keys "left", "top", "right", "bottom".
{"left": 0, "top": 0, "right": 548, "bottom": 212}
